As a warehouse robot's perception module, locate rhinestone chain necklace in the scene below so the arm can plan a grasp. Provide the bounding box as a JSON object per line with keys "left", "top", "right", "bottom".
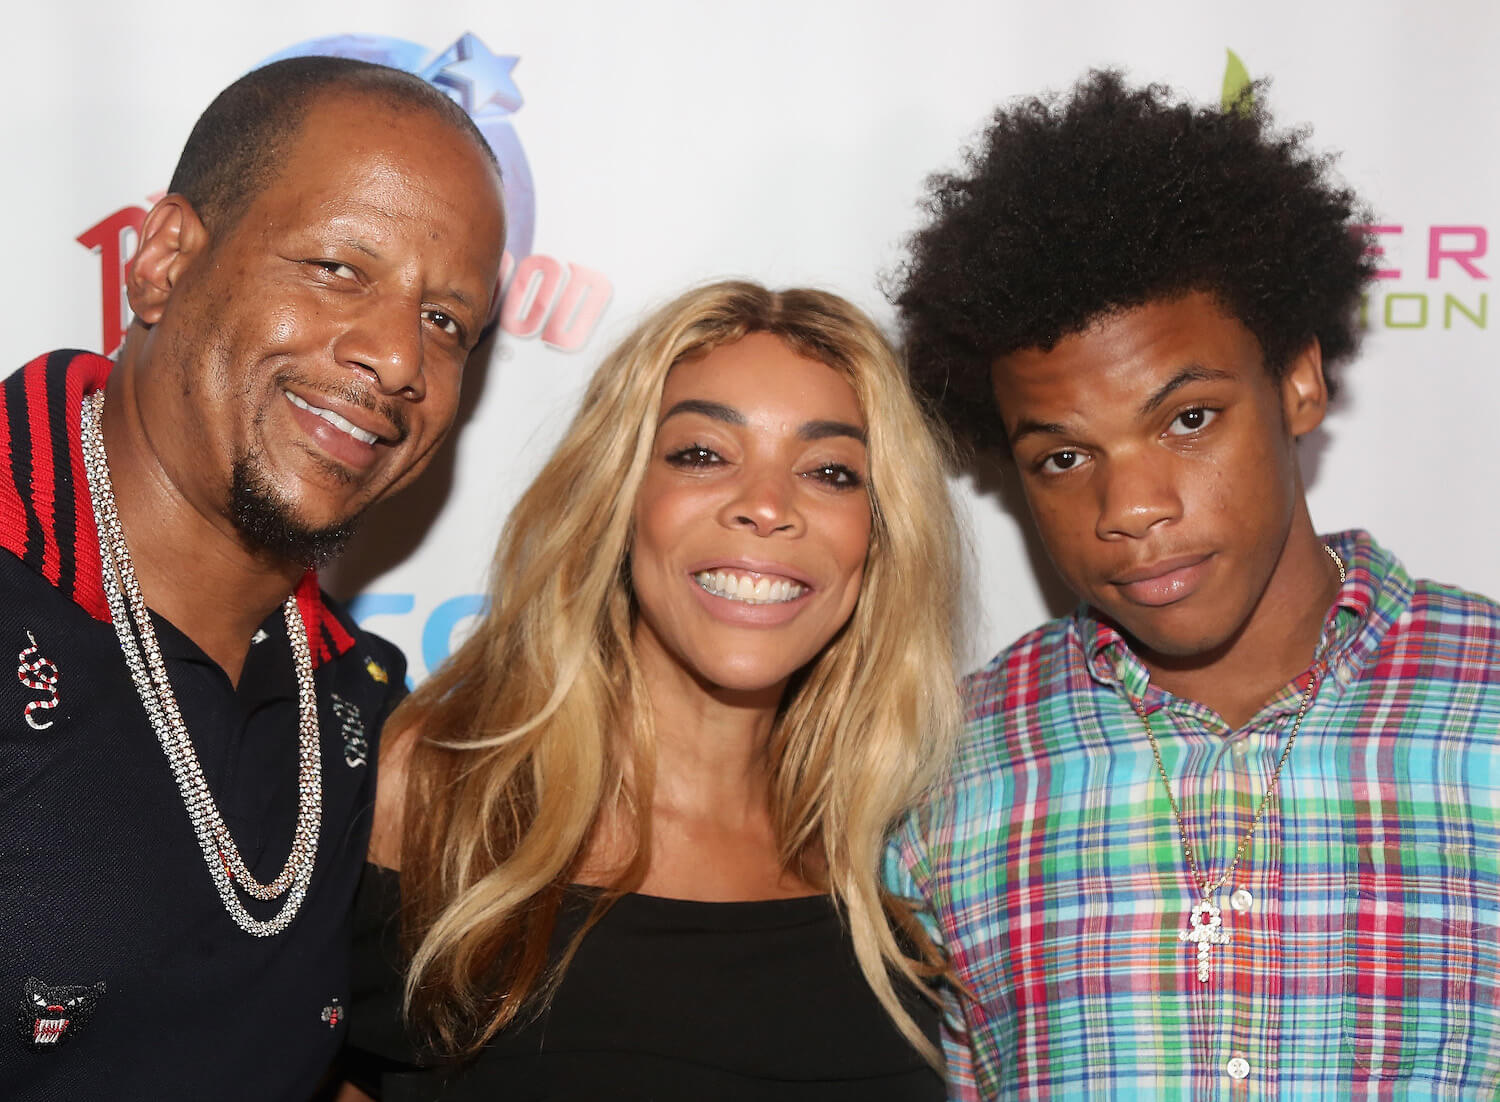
{"left": 81, "top": 391, "right": 322, "bottom": 936}
{"left": 1134, "top": 543, "right": 1345, "bottom": 982}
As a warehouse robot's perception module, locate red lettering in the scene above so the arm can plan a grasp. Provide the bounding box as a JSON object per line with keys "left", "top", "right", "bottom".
{"left": 499, "top": 254, "right": 565, "bottom": 339}
{"left": 541, "top": 264, "right": 612, "bottom": 352}
{"left": 1357, "top": 224, "right": 1402, "bottom": 280}
{"left": 76, "top": 206, "right": 146, "bottom": 356}
{"left": 1427, "top": 225, "right": 1488, "bottom": 280}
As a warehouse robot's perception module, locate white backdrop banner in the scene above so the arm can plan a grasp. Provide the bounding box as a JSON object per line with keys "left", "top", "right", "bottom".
{"left": 5, "top": 0, "right": 1497, "bottom": 680}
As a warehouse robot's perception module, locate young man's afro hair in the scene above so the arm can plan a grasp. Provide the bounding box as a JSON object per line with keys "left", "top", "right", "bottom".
{"left": 891, "top": 69, "right": 1375, "bottom": 451}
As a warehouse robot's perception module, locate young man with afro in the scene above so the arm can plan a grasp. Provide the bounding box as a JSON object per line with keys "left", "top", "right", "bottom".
{"left": 885, "top": 71, "right": 1498, "bottom": 1099}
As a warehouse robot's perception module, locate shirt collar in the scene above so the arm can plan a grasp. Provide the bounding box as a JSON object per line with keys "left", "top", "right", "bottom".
{"left": 0, "top": 350, "right": 356, "bottom": 668}
{"left": 1075, "top": 529, "right": 1409, "bottom": 715}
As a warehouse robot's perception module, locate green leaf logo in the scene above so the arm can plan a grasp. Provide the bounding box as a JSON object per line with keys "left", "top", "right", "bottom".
{"left": 1222, "top": 49, "right": 1253, "bottom": 114}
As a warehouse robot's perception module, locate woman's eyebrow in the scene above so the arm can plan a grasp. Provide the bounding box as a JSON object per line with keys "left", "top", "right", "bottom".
{"left": 659, "top": 399, "right": 745, "bottom": 426}
{"left": 659, "top": 401, "right": 866, "bottom": 444}
{"left": 799, "top": 419, "right": 866, "bottom": 444}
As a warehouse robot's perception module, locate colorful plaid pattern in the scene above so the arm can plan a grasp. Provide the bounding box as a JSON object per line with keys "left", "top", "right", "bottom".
{"left": 887, "top": 531, "right": 1500, "bottom": 1099}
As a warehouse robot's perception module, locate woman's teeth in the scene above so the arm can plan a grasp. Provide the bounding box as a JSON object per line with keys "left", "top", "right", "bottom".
{"left": 693, "top": 570, "right": 807, "bottom": 605}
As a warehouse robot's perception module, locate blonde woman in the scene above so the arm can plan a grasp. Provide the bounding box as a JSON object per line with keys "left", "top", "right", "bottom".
{"left": 343, "top": 281, "right": 964, "bottom": 1100}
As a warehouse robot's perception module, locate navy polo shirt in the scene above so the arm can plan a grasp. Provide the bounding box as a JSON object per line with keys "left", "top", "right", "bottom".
{"left": 0, "top": 352, "right": 406, "bottom": 1100}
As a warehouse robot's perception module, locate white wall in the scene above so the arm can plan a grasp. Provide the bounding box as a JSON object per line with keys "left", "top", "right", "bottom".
{"left": 6, "top": 0, "right": 1496, "bottom": 678}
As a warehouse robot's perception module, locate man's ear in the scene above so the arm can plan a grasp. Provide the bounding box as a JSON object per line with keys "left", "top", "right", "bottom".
{"left": 126, "top": 195, "right": 210, "bottom": 326}
{"left": 1280, "top": 337, "right": 1328, "bottom": 438}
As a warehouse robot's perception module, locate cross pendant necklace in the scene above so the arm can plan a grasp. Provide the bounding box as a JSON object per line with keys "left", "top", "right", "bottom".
{"left": 1136, "top": 682, "right": 1315, "bottom": 982}
{"left": 1134, "top": 543, "right": 1345, "bottom": 982}
{"left": 1179, "top": 899, "right": 1230, "bottom": 981}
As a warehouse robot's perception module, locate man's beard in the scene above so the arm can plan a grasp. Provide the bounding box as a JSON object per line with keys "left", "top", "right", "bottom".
{"left": 229, "top": 457, "right": 359, "bottom": 568}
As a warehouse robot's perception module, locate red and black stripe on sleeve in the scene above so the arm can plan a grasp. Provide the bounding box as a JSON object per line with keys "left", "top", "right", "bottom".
{"left": 0, "top": 350, "right": 111, "bottom": 621}
{"left": 0, "top": 350, "right": 359, "bottom": 668}
{"left": 0, "top": 351, "right": 357, "bottom": 668}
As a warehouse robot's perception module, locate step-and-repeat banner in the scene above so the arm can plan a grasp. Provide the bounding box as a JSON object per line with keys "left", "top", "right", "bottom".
{"left": 6, "top": 1, "right": 1497, "bottom": 678}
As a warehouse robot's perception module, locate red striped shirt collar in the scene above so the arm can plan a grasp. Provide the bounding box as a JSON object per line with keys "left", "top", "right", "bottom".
{"left": 0, "top": 350, "right": 355, "bottom": 668}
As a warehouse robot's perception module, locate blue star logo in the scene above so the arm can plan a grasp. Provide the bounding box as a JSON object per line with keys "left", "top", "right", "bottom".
{"left": 421, "top": 32, "right": 523, "bottom": 117}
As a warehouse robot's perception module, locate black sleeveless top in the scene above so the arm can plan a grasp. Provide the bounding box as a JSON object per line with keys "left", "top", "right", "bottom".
{"left": 346, "top": 865, "right": 943, "bottom": 1101}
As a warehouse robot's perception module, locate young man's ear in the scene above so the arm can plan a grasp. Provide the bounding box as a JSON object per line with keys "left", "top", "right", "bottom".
{"left": 125, "top": 195, "right": 210, "bottom": 327}
{"left": 1280, "top": 337, "right": 1328, "bottom": 438}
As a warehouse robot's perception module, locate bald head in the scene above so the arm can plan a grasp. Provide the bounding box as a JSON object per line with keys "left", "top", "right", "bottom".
{"left": 167, "top": 55, "right": 500, "bottom": 236}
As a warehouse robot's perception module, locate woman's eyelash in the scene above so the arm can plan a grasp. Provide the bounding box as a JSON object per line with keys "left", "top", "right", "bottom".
{"left": 807, "top": 463, "right": 864, "bottom": 489}
{"left": 662, "top": 445, "right": 864, "bottom": 489}
{"left": 664, "top": 443, "right": 721, "bottom": 467}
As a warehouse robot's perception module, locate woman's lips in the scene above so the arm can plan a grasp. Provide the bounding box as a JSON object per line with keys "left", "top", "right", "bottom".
{"left": 1110, "top": 554, "right": 1213, "bottom": 607}
{"left": 693, "top": 568, "right": 809, "bottom": 605}
{"left": 686, "top": 565, "right": 815, "bottom": 626}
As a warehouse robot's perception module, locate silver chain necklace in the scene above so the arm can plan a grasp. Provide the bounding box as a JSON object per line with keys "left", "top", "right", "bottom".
{"left": 1133, "top": 543, "right": 1345, "bottom": 982}
{"left": 80, "top": 391, "right": 322, "bottom": 936}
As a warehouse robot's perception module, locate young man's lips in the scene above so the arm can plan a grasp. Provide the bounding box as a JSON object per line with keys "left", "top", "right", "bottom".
{"left": 1110, "top": 554, "right": 1213, "bottom": 607}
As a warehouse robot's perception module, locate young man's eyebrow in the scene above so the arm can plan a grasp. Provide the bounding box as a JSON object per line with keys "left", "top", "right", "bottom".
{"left": 1008, "top": 418, "right": 1072, "bottom": 446}
{"left": 658, "top": 399, "right": 746, "bottom": 426}
{"left": 1138, "top": 366, "right": 1236, "bottom": 417}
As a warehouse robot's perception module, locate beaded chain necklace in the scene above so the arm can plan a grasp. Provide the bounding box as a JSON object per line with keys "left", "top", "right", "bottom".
{"left": 1133, "top": 543, "right": 1345, "bottom": 981}
{"left": 81, "top": 391, "right": 322, "bottom": 936}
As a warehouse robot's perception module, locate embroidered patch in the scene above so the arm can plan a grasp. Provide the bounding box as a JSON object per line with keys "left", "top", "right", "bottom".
{"left": 364, "top": 657, "right": 389, "bottom": 684}
{"left": 321, "top": 998, "right": 343, "bottom": 1028}
{"left": 17, "top": 630, "right": 60, "bottom": 730}
{"left": 19, "top": 977, "right": 104, "bottom": 1048}
{"left": 330, "top": 693, "right": 368, "bottom": 768}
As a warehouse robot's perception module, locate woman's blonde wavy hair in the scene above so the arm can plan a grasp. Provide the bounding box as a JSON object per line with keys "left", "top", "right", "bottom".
{"left": 393, "top": 280, "right": 963, "bottom": 1066}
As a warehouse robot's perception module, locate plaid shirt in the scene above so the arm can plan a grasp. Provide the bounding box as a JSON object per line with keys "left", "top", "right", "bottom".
{"left": 887, "top": 531, "right": 1499, "bottom": 1099}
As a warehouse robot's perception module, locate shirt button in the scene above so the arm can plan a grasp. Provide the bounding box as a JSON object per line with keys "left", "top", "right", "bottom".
{"left": 1229, "top": 888, "right": 1253, "bottom": 914}
{"left": 1226, "top": 1056, "right": 1250, "bottom": 1080}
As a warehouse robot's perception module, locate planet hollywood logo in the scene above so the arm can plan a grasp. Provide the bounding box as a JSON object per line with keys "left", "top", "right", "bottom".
{"left": 76, "top": 31, "right": 611, "bottom": 357}
{"left": 1223, "top": 49, "right": 1489, "bottom": 334}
